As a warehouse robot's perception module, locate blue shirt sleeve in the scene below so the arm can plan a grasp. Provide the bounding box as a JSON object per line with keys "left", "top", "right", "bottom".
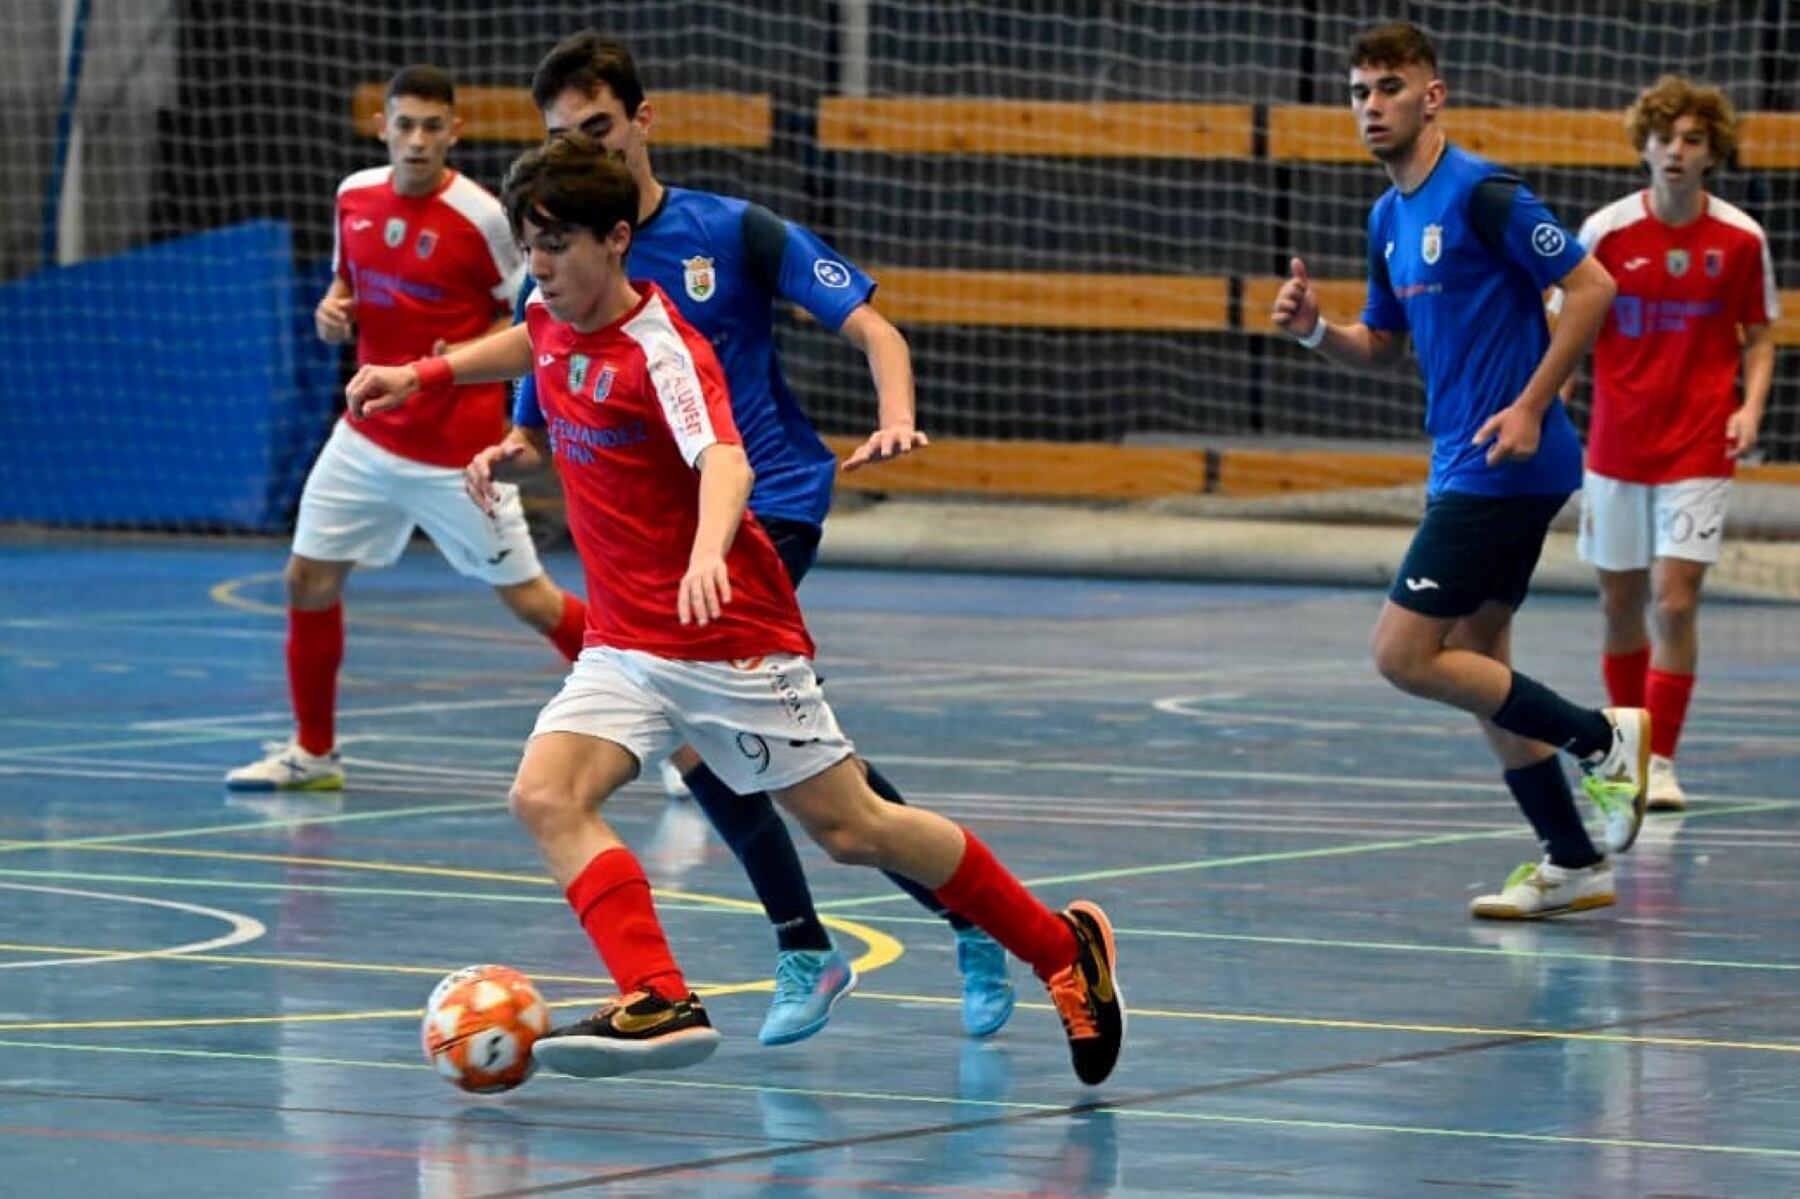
{"left": 1473, "top": 175, "right": 1587, "bottom": 290}
{"left": 1360, "top": 203, "right": 1407, "bottom": 332}
{"left": 748, "top": 206, "right": 875, "bottom": 332}
{"left": 510, "top": 283, "right": 545, "bottom": 429}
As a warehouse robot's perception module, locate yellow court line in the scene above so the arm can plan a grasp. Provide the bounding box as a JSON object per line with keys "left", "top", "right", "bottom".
{"left": 7, "top": 974, "right": 1794, "bottom": 1056}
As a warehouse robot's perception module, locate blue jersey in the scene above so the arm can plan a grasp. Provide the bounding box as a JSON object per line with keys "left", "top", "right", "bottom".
{"left": 515, "top": 187, "right": 874, "bottom": 526}
{"left": 1362, "top": 144, "right": 1587, "bottom": 497}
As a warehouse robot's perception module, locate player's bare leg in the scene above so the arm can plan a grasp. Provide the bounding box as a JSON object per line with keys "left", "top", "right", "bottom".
{"left": 772, "top": 760, "right": 1124, "bottom": 1085}
{"left": 661, "top": 742, "right": 858, "bottom": 1045}
{"left": 513, "top": 731, "right": 719, "bottom": 1077}
{"left": 1372, "top": 599, "right": 1648, "bottom": 853}
{"left": 224, "top": 554, "right": 354, "bottom": 791}
{"left": 1444, "top": 604, "right": 1616, "bottom": 918}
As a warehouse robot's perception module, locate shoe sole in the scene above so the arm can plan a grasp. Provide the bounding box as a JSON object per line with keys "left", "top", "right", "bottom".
{"left": 1646, "top": 794, "right": 1687, "bottom": 813}
{"left": 223, "top": 776, "right": 344, "bottom": 792}
{"left": 1470, "top": 892, "right": 1615, "bottom": 920}
{"left": 531, "top": 1026, "right": 721, "bottom": 1077}
{"left": 759, "top": 965, "right": 859, "bottom": 1047}
{"left": 1607, "top": 710, "right": 1652, "bottom": 854}
{"left": 1066, "top": 900, "right": 1125, "bottom": 1084}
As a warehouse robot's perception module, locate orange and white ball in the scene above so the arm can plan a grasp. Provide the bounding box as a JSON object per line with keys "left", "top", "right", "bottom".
{"left": 422, "top": 964, "right": 550, "bottom": 1093}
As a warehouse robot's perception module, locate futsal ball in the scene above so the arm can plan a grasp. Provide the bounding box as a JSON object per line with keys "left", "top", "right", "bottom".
{"left": 422, "top": 964, "right": 550, "bottom": 1094}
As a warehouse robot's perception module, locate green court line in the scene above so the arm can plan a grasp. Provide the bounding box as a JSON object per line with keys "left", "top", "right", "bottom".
{"left": 817, "top": 798, "right": 1800, "bottom": 909}
{"left": 0, "top": 1037, "right": 1795, "bottom": 1160}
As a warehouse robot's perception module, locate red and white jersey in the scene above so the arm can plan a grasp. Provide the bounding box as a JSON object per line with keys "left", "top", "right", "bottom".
{"left": 525, "top": 283, "right": 814, "bottom": 661}
{"left": 1579, "top": 191, "right": 1779, "bottom": 482}
{"left": 333, "top": 166, "right": 526, "bottom": 467}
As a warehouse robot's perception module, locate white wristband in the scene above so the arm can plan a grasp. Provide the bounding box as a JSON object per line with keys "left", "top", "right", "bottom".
{"left": 1296, "top": 318, "right": 1328, "bottom": 350}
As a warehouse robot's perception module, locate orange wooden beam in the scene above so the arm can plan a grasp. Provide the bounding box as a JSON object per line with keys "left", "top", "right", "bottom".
{"left": 351, "top": 84, "right": 772, "bottom": 147}
{"left": 819, "top": 97, "right": 1253, "bottom": 158}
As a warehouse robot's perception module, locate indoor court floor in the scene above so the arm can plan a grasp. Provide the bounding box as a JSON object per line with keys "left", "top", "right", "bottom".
{"left": 3, "top": 536, "right": 1800, "bottom": 1196}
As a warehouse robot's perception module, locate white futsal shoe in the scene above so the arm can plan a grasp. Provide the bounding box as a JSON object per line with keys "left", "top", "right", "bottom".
{"left": 1646, "top": 754, "right": 1688, "bottom": 812}
{"left": 1470, "top": 857, "right": 1614, "bottom": 920}
{"left": 224, "top": 740, "right": 344, "bottom": 791}
{"left": 1579, "top": 707, "right": 1651, "bottom": 853}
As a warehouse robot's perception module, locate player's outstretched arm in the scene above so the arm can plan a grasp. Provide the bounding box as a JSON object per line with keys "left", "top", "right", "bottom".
{"left": 463, "top": 426, "right": 549, "bottom": 516}
{"left": 1472, "top": 254, "right": 1616, "bottom": 465}
{"left": 681, "top": 444, "right": 754, "bottom": 627}
{"left": 838, "top": 304, "right": 930, "bottom": 472}
{"left": 1270, "top": 257, "right": 1403, "bottom": 370}
{"left": 348, "top": 324, "right": 534, "bottom": 418}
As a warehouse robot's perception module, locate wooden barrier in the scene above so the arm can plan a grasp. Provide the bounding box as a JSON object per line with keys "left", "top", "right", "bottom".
{"left": 818, "top": 98, "right": 1254, "bottom": 158}
{"left": 821, "top": 435, "right": 1800, "bottom": 500}
{"left": 1269, "top": 106, "right": 1800, "bottom": 169}
{"left": 351, "top": 84, "right": 772, "bottom": 147}
{"left": 871, "top": 269, "right": 1230, "bottom": 330}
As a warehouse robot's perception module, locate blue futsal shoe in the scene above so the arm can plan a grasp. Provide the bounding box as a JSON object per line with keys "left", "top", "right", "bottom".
{"left": 955, "top": 926, "right": 1016, "bottom": 1038}
{"left": 759, "top": 948, "right": 857, "bottom": 1046}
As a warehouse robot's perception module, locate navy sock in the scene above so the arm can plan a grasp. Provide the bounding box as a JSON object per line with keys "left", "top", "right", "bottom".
{"left": 864, "top": 762, "right": 974, "bottom": 931}
{"left": 682, "top": 762, "right": 832, "bottom": 952}
{"left": 1504, "top": 756, "right": 1602, "bottom": 869}
{"left": 1491, "top": 672, "right": 1613, "bottom": 760}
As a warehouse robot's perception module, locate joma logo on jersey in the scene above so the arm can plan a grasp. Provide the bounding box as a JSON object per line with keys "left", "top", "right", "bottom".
{"left": 683, "top": 255, "right": 715, "bottom": 302}
{"left": 384, "top": 217, "right": 407, "bottom": 248}
{"left": 1420, "top": 224, "right": 1443, "bottom": 265}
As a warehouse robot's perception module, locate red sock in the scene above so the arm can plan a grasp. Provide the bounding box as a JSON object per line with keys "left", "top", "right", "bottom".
{"left": 287, "top": 604, "right": 343, "bottom": 756}
{"left": 932, "top": 831, "right": 1077, "bottom": 981}
{"left": 565, "top": 847, "right": 687, "bottom": 997}
{"left": 547, "top": 592, "right": 588, "bottom": 662}
{"left": 1646, "top": 668, "right": 1696, "bottom": 759}
{"left": 1601, "top": 647, "right": 1650, "bottom": 708}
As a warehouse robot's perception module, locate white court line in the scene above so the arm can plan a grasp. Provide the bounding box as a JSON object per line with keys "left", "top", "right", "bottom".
{"left": 0, "top": 882, "right": 265, "bottom": 969}
{"left": 131, "top": 696, "right": 543, "bottom": 732}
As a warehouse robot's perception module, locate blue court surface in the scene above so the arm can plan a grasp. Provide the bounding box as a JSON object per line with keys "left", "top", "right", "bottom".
{"left": 3, "top": 536, "right": 1799, "bottom": 1197}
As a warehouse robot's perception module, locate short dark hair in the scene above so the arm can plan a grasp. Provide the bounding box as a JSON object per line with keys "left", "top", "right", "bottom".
{"left": 531, "top": 31, "right": 645, "bottom": 116}
{"left": 1348, "top": 23, "right": 1439, "bottom": 74}
{"left": 503, "top": 133, "right": 639, "bottom": 246}
{"left": 385, "top": 64, "right": 456, "bottom": 107}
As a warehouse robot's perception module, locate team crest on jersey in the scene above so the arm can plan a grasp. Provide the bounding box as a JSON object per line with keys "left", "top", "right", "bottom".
{"left": 1704, "top": 247, "right": 1724, "bottom": 277}
{"left": 683, "top": 255, "right": 716, "bottom": 302}
{"left": 1420, "top": 224, "right": 1442, "bottom": 265}
{"left": 1666, "top": 248, "right": 1690, "bottom": 277}
{"left": 590, "top": 365, "right": 616, "bottom": 402}
{"left": 384, "top": 217, "right": 407, "bottom": 248}
{"left": 414, "top": 229, "right": 437, "bottom": 259}
{"left": 568, "top": 353, "right": 591, "bottom": 395}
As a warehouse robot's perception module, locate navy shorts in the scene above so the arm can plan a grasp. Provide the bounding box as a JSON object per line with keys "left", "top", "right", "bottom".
{"left": 1389, "top": 491, "right": 1571, "bottom": 618}
{"left": 759, "top": 515, "right": 823, "bottom": 588}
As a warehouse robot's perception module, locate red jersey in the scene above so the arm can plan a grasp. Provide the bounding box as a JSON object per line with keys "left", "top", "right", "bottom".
{"left": 1579, "top": 192, "right": 1779, "bottom": 482}
{"left": 333, "top": 166, "right": 525, "bottom": 467}
{"left": 525, "top": 283, "right": 815, "bottom": 661}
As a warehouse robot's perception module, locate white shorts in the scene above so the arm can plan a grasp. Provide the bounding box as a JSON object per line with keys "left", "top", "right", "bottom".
{"left": 1578, "top": 470, "right": 1731, "bottom": 571}
{"left": 531, "top": 648, "right": 855, "bottom": 795}
{"left": 292, "top": 420, "right": 542, "bottom": 586}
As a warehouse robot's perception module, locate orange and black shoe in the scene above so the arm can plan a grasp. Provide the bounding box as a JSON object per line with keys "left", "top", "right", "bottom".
{"left": 530, "top": 989, "right": 721, "bottom": 1079}
{"left": 1044, "top": 900, "right": 1124, "bottom": 1086}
